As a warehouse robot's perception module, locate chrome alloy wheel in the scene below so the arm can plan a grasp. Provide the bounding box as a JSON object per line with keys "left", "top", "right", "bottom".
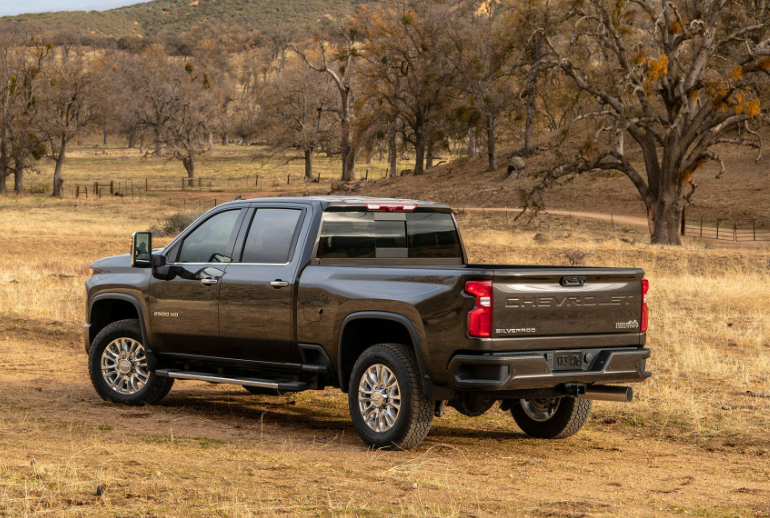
{"left": 520, "top": 398, "right": 561, "bottom": 422}
{"left": 100, "top": 338, "right": 150, "bottom": 395}
{"left": 358, "top": 364, "right": 402, "bottom": 433}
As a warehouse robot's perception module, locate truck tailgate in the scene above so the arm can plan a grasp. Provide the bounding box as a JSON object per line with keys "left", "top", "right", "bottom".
{"left": 492, "top": 268, "right": 644, "bottom": 338}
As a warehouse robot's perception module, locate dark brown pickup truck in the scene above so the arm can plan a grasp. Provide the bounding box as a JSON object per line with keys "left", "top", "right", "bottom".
{"left": 84, "top": 196, "right": 651, "bottom": 449}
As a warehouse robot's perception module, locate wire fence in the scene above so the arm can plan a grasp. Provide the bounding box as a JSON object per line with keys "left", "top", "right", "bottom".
{"left": 684, "top": 215, "right": 770, "bottom": 242}
{"left": 6, "top": 167, "right": 392, "bottom": 199}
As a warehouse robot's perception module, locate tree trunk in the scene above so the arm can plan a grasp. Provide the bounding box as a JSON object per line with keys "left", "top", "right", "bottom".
{"left": 388, "top": 122, "right": 397, "bottom": 177}
{"left": 128, "top": 130, "right": 138, "bottom": 149}
{"left": 426, "top": 139, "right": 434, "bottom": 170}
{"left": 0, "top": 165, "right": 6, "bottom": 196}
{"left": 468, "top": 127, "right": 477, "bottom": 157}
{"left": 524, "top": 81, "right": 537, "bottom": 153}
{"left": 14, "top": 165, "right": 23, "bottom": 195}
{"left": 304, "top": 147, "right": 314, "bottom": 180}
{"left": 220, "top": 133, "right": 227, "bottom": 146}
{"left": 183, "top": 152, "right": 195, "bottom": 180}
{"left": 649, "top": 195, "right": 683, "bottom": 245}
{"left": 155, "top": 138, "right": 163, "bottom": 157}
{"left": 486, "top": 114, "right": 497, "bottom": 171}
{"left": 52, "top": 139, "right": 66, "bottom": 197}
{"left": 103, "top": 126, "right": 108, "bottom": 146}
{"left": 414, "top": 133, "right": 425, "bottom": 176}
{"left": 340, "top": 87, "right": 355, "bottom": 182}
{"left": 525, "top": 34, "right": 543, "bottom": 153}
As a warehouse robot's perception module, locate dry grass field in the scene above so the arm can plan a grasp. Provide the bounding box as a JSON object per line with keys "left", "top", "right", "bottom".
{"left": 1, "top": 193, "right": 769, "bottom": 517}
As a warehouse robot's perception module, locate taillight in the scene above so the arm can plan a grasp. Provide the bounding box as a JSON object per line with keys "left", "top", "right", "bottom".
{"left": 641, "top": 279, "right": 649, "bottom": 332}
{"left": 466, "top": 280, "right": 492, "bottom": 338}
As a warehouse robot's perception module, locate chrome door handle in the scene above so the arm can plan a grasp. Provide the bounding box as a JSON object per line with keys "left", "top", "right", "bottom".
{"left": 200, "top": 278, "right": 219, "bottom": 286}
{"left": 269, "top": 280, "right": 289, "bottom": 288}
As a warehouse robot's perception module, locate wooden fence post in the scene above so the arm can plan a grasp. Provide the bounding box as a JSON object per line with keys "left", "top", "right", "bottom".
{"left": 256, "top": 175, "right": 259, "bottom": 187}
{"left": 700, "top": 215, "right": 703, "bottom": 237}
{"left": 110, "top": 180, "right": 114, "bottom": 194}
{"left": 680, "top": 206, "right": 686, "bottom": 235}
{"left": 76, "top": 186, "right": 80, "bottom": 198}
{"left": 287, "top": 174, "right": 290, "bottom": 185}
{"left": 716, "top": 218, "right": 720, "bottom": 240}
{"left": 145, "top": 178, "right": 148, "bottom": 192}
{"left": 753, "top": 219, "right": 757, "bottom": 241}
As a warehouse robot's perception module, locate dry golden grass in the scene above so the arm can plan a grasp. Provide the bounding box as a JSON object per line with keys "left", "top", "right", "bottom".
{"left": 1, "top": 197, "right": 770, "bottom": 517}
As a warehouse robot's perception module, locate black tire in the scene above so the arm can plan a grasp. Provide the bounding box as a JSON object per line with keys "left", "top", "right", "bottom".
{"left": 88, "top": 319, "right": 174, "bottom": 406}
{"left": 348, "top": 343, "right": 433, "bottom": 449}
{"left": 510, "top": 397, "right": 592, "bottom": 439}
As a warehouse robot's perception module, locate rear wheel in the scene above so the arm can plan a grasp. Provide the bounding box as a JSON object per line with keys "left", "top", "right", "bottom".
{"left": 348, "top": 343, "right": 433, "bottom": 449}
{"left": 510, "top": 397, "right": 592, "bottom": 439}
{"left": 88, "top": 319, "right": 174, "bottom": 406}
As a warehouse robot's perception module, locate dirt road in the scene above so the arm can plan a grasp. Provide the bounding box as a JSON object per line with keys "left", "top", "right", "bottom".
{"left": 1, "top": 319, "right": 768, "bottom": 517}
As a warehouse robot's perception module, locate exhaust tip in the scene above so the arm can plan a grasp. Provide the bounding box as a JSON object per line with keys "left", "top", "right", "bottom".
{"left": 581, "top": 385, "right": 633, "bottom": 403}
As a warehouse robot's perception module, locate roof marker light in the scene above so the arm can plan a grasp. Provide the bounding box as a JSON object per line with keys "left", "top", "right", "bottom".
{"left": 366, "top": 203, "right": 417, "bottom": 212}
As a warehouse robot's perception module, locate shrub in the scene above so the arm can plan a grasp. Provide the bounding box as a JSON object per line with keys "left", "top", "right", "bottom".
{"left": 151, "top": 211, "right": 203, "bottom": 237}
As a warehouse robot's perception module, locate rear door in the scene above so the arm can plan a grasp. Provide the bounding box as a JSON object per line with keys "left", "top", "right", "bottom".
{"left": 149, "top": 208, "right": 245, "bottom": 356}
{"left": 491, "top": 269, "right": 644, "bottom": 338}
{"left": 217, "top": 205, "right": 308, "bottom": 364}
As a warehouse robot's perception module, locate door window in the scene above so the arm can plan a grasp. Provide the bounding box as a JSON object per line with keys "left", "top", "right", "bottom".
{"left": 240, "top": 209, "right": 303, "bottom": 264}
{"left": 178, "top": 210, "right": 241, "bottom": 263}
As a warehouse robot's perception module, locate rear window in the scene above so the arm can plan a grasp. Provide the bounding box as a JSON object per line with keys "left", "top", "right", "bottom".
{"left": 316, "top": 212, "right": 462, "bottom": 259}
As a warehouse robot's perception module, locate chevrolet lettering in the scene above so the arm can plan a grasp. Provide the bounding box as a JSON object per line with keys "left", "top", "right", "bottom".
{"left": 506, "top": 295, "right": 633, "bottom": 308}
{"left": 83, "top": 196, "right": 651, "bottom": 450}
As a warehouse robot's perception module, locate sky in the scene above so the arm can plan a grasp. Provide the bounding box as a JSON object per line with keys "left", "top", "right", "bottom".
{"left": 0, "top": 0, "right": 142, "bottom": 17}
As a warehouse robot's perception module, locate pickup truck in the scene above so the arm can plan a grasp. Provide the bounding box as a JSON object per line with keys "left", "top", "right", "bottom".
{"left": 84, "top": 196, "right": 651, "bottom": 449}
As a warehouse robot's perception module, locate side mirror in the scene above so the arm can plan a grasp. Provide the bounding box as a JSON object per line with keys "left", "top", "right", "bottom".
{"left": 131, "top": 232, "right": 152, "bottom": 268}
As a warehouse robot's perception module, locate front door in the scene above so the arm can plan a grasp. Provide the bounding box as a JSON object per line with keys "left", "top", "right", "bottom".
{"left": 218, "top": 207, "right": 306, "bottom": 364}
{"left": 149, "top": 208, "right": 245, "bottom": 357}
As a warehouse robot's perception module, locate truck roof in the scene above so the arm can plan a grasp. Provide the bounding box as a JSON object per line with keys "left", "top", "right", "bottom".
{"left": 229, "top": 196, "right": 452, "bottom": 212}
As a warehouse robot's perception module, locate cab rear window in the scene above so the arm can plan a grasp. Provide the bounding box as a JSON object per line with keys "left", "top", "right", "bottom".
{"left": 316, "top": 212, "right": 462, "bottom": 259}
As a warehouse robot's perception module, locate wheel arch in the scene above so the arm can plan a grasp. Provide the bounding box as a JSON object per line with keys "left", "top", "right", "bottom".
{"left": 337, "top": 312, "right": 428, "bottom": 393}
{"left": 87, "top": 294, "right": 148, "bottom": 352}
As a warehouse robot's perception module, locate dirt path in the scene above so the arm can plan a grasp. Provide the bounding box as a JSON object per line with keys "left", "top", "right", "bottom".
{"left": 1, "top": 321, "right": 769, "bottom": 517}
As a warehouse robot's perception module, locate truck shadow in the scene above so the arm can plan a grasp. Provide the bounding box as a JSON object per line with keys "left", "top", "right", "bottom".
{"left": 158, "top": 389, "right": 528, "bottom": 443}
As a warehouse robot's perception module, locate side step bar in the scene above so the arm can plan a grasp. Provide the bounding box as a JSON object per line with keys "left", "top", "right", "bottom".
{"left": 155, "top": 369, "right": 308, "bottom": 392}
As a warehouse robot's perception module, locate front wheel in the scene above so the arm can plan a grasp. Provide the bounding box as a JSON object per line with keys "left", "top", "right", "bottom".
{"left": 510, "top": 397, "right": 592, "bottom": 439}
{"left": 348, "top": 343, "right": 433, "bottom": 449}
{"left": 88, "top": 319, "right": 174, "bottom": 406}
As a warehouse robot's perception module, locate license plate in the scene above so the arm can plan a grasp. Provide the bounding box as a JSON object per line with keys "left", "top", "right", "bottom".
{"left": 554, "top": 351, "right": 583, "bottom": 371}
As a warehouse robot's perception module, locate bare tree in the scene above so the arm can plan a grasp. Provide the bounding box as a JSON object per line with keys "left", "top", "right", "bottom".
{"left": 0, "top": 35, "right": 50, "bottom": 195}
{"left": 127, "top": 48, "right": 184, "bottom": 157}
{"left": 356, "top": 1, "right": 456, "bottom": 175}
{"left": 162, "top": 65, "right": 224, "bottom": 181}
{"left": 528, "top": 0, "right": 770, "bottom": 244}
{"left": 256, "top": 59, "right": 336, "bottom": 180}
{"left": 447, "top": 0, "right": 522, "bottom": 171}
{"left": 291, "top": 31, "right": 358, "bottom": 181}
{"left": 36, "top": 47, "right": 98, "bottom": 197}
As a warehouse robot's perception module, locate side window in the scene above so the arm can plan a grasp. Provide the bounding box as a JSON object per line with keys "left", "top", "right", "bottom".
{"left": 241, "top": 208, "right": 303, "bottom": 264}
{"left": 178, "top": 210, "right": 241, "bottom": 263}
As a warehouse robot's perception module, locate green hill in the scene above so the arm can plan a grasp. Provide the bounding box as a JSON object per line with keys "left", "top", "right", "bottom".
{"left": 0, "top": 0, "right": 370, "bottom": 41}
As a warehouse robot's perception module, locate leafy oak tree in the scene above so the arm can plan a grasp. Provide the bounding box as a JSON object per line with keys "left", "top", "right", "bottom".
{"left": 528, "top": 0, "right": 770, "bottom": 244}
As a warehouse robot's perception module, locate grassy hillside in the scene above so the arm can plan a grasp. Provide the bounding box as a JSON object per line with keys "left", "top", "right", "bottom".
{"left": 0, "top": 0, "right": 371, "bottom": 40}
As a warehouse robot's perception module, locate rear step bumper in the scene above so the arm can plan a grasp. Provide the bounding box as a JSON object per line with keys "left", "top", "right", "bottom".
{"left": 155, "top": 369, "right": 308, "bottom": 392}
{"left": 447, "top": 348, "right": 651, "bottom": 390}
